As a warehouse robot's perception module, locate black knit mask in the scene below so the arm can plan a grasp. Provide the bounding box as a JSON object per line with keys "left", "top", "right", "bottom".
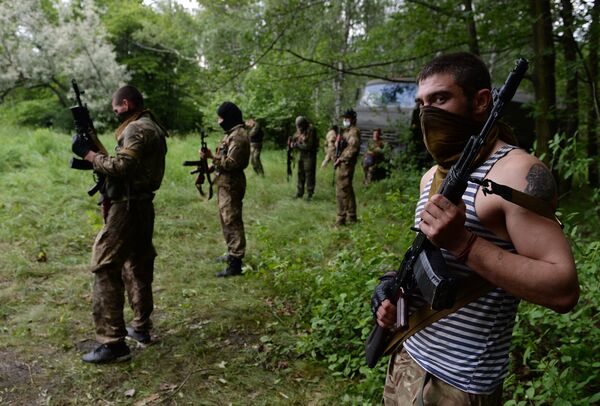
{"left": 217, "top": 102, "right": 243, "bottom": 132}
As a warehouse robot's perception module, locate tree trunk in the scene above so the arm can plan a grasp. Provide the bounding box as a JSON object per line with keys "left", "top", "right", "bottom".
{"left": 558, "top": 0, "right": 579, "bottom": 191}
{"left": 588, "top": 0, "right": 599, "bottom": 186}
{"left": 530, "top": 0, "right": 557, "bottom": 167}
{"left": 463, "top": 0, "right": 480, "bottom": 55}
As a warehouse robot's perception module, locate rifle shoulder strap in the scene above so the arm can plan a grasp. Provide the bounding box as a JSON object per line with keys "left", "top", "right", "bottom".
{"left": 383, "top": 276, "right": 494, "bottom": 356}
{"left": 470, "top": 177, "right": 563, "bottom": 228}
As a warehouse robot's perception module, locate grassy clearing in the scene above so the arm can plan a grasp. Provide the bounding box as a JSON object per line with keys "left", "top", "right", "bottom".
{"left": 0, "top": 125, "right": 359, "bottom": 405}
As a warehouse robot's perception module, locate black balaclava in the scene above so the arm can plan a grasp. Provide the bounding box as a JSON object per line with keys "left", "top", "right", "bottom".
{"left": 217, "top": 101, "right": 244, "bottom": 132}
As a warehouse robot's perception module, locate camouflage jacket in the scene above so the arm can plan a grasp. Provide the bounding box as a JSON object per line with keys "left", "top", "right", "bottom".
{"left": 338, "top": 126, "right": 360, "bottom": 166}
{"left": 92, "top": 112, "right": 167, "bottom": 200}
{"left": 291, "top": 125, "right": 319, "bottom": 157}
{"left": 213, "top": 124, "right": 250, "bottom": 188}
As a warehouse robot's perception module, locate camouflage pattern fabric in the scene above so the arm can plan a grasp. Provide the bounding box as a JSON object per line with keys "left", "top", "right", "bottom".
{"left": 218, "top": 183, "right": 246, "bottom": 258}
{"left": 89, "top": 112, "right": 167, "bottom": 344}
{"left": 321, "top": 129, "right": 337, "bottom": 168}
{"left": 91, "top": 200, "right": 157, "bottom": 344}
{"left": 335, "top": 125, "right": 360, "bottom": 224}
{"left": 250, "top": 142, "right": 264, "bottom": 175}
{"left": 291, "top": 125, "right": 318, "bottom": 197}
{"left": 384, "top": 349, "right": 503, "bottom": 406}
{"left": 213, "top": 124, "right": 250, "bottom": 258}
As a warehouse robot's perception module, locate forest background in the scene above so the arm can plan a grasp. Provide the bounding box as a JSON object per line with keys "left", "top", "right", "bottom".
{"left": 0, "top": 0, "right": 599, "bottom": 404}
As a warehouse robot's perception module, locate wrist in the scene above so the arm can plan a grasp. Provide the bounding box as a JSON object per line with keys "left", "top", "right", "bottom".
{"left": 84, "top": 150, "right": 96, "bottom": 161}
{"left": 453, "top": 232, "right": 478, "bottom": 263}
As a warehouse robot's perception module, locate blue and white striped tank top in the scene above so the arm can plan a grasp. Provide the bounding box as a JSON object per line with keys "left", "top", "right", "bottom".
{"left": 404, "top": 144, "right": 519, "bottom": 394}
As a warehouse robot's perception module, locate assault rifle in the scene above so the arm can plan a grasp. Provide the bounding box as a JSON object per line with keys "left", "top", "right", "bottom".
{"left": 364, "top": 58, "right": 529, "bottom": 368}
{"left": 333, "top": 131, "right": 347, "bottom": 168}
{"left": 69, "top": 79, "right": 108, "bottom": 196}
{"left": 183, "top": 128, "right": 213, "bottom": 200}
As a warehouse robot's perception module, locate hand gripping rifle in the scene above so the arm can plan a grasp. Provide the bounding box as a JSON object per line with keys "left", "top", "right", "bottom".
{"left": 183, "top": 128, "right": 213, "bottom": 200}
{"left": 69, "top": 79, "right": 108, "bottom": 196}
{"left": 364, "top": 58, "right": 529, "bottom": 368}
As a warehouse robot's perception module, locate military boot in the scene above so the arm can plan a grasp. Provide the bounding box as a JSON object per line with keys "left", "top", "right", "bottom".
{"left": 216, "top": 255, "right": 243, "bottom": 277}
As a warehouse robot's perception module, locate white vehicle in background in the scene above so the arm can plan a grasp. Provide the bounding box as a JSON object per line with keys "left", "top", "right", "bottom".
{"left": 354, "top": 79, "right": 535, "bottom": 166}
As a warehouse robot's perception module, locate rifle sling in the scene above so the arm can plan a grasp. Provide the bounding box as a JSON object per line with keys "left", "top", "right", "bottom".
{"left": 383, "top": 276, "right": 493, "bottom": 356}
{"left": 470, "top": 177, "right": 562, "bottom": 227}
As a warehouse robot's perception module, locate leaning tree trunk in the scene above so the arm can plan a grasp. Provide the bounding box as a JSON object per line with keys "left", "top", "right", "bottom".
{"left": 588, "top": 0, "right": 600, "bottom": 186}
{"left": 530, "top": 0, "right": 557, "bottom": 168}
{"left": 464, "top": 0, "right": 480, "bottom": 55}
{"left": 558, "top": 0, "right": 579, "bottom": 192}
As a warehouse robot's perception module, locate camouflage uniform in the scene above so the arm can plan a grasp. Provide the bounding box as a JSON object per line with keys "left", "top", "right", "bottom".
{"left": 335, "top": 125, "right": 360, "bottom": 224}
{"left": 383, "top": 349, "right": 503, "bottom": 405}
{"left": 291, "top": 125, "right": 319, "bottom": 198}
{"left": 90, "top": 111, "right": 167, "bottom": 344}
{"left": 248, "top": 120, "right": 264, "bottom": 176}
{"left": 213, "top": 124, "right": 250, "bottom": 259}
{"left": 321, "top": 129, "right": 337, "bottom": 168}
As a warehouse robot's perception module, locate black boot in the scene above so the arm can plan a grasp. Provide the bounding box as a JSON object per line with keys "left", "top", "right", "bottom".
{"left": 216, "top": 255, "right": 243, "bottom": 277}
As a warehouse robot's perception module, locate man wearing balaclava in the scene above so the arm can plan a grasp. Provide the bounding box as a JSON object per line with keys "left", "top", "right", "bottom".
{"left": 371, "top": 53, "right": 578, "bottom": 404}
{"left": 201, "top": 101, "right": 250, "bottom": 277}
{"left": 334, "top": 109, "right": 360, "bottom": 225}
{"left": 289, "top": 116, "right": 319, "bottom": 199}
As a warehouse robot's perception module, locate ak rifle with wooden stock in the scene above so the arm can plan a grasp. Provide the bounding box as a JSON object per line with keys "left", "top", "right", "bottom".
{"left": 183, "top": 128, "right": 213, "bottom": 200}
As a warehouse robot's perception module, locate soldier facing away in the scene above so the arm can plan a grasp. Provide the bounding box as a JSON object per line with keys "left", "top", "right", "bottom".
{"left": 201, "top": 102, "right": 250, "bottom": 277}
{"left": 334, "top": 109, "right": 360, "bottom": 225}
{"left": 289, "top": 116, "right": 319, "bottom": 200}
{"left": 321, "top": 124, "right": 338, "bottom": 169}
{"left": 72, "top": 85, "right": 168, "bottom": 363}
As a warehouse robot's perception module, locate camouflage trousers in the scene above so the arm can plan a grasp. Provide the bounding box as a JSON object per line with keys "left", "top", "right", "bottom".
{"left": 297, "top": 153, "right": 317, "bottom": 197}
{"left": 383, "top": 349, "right": 503, "bottom": 406}
{"left": 335, "top": 161, "right": 357, "bottom": 224}
{"left": 91, "top": 199, "right": 157, "bottom": 344}
{"left": 250, "top": 142, "right": 264, "bottom": 176}
{"left": 218, "top": 185, "right": 246, "bottom": 258}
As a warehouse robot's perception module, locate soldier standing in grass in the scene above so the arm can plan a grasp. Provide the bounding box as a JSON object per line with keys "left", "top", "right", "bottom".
{"left": 246, "top": 117, "right": 265, "bottom": 176}
{"left": 201, "top": 102, "right": 250, "bottom": 277}
{"left": 320, "top": 124, "right": 338, "bottom": 169}
{"left": 334, "top": 109, "right": 360, "bottom": 225}
{"left": 72, "top": 85, "right": 168, "bottom": 363}
{"left": 289, "top": 116, "right": 319, "bottom": 200}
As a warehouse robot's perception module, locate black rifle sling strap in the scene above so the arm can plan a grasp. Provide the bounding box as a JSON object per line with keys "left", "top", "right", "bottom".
{"left": 383, "top": 276, "right": 494, "bottom": 356}
{"left": 470, "top": 177, "right": 563, "bottom": 228}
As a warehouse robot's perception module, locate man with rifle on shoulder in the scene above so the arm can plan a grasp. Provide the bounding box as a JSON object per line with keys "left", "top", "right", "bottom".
{"left": 72, "top": 85, "right": 168, "bottom": 363}
{"left": 334, "top": 109, "right": 360, "bottom": 226}
{"left": 371, "top": 53, "right": 579, "bottom": 404}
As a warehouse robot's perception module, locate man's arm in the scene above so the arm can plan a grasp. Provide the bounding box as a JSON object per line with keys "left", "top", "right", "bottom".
{"left": 419, "top": 153, "right": 579, "bottom": 313}
{"left": 337, "top": 128, "right": 360, "bottom": 162}
{"left": 212, "top": 135, "right": 247, "bottom": 172}
{"left": 87, "top": 124, "right": 141, "bottom": 177}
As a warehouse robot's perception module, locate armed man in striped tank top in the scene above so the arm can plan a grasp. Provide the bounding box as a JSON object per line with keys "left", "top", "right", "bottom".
{"left": 372, "top": 53, "right": 579, "bottom": 405}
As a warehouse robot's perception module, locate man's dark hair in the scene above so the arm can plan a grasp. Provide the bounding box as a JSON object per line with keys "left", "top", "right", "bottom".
{"left": 112, "top": 85, "right": 144, "bottom": 110}
{"left": 417, "top": 52, "right": 491, "bottom": 100}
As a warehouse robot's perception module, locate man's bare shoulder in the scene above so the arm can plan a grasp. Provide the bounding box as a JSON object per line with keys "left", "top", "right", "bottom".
{"left": 491, "top": 148, "right": 557, "bottom": 205}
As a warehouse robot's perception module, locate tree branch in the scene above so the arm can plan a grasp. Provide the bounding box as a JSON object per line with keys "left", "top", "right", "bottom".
{"left": 405, "top": 0, "right": 465, "bottom": 19}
